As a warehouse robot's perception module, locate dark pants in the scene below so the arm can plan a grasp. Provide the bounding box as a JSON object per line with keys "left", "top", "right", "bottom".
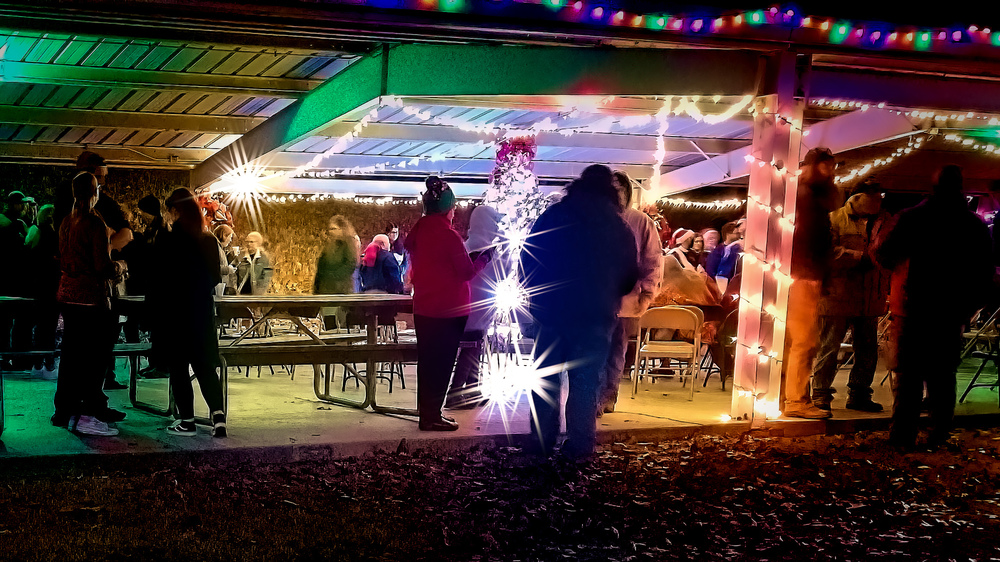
{"left": 530, "top": 321, "right": 614, "bottom": 459}
{"left": 599, "top": 316, "right": 639, "bottom": 408}
{"left": 54, "top": 304, "right": 114, "bottom": 417}
{"left": 168, "top": 355, "right": 225, "bottom": 421}
{"left": 812, "top": 315, "right": 879, "bottom": 402}
{"left": 414, "top": 314, "right": 467, "bottom": 423}
{"left": 891, "top": 315, "right": 963, "bottom": 446}
{"left": 450, "top": 329, "right": 484, "bottom": 404}
{"left": 31, "top": 298, "right": 59, "bottom": 369}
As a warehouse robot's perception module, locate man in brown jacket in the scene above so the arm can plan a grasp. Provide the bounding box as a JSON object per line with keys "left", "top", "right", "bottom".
{"left": 812, "top": 182, "right": 891, "bottom": 412}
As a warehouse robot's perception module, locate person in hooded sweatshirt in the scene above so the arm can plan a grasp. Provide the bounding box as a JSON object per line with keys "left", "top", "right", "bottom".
{"left": 404, "top": 176, "right": 491, "bottom": 431}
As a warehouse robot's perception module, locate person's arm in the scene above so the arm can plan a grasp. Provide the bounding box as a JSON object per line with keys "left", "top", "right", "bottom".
{"left": 88, "top": 216, "right": 119, "bottom": 279}
{"left": 258, "top": 252, "right": 273, "bottom": 293}
{"left": 383, "top": 251, "right": 404, "bottom": 294}
{"left": 110, "top": 227, "right": 133, "bottom": 252}
{"left": 638, "top": 217, "right": 664, "bottom": 304}
{"left": 25, "top": 225, "right": 40, "bottom": 249}
{"left": 828, "top": 213, "right": 863, "bottom": 271}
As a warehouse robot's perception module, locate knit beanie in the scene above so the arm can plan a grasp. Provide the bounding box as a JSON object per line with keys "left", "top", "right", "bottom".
{"left": 422, "top": 176, "right": 456, "bottom": 215}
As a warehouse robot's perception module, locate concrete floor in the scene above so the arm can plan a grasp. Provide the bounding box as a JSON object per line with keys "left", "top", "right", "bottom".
{"left": 1, "top": 346, "right": 999, "bottom": 461}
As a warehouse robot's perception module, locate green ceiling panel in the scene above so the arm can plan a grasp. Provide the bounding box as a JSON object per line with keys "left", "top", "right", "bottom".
{"left": 109, "top": 44, "right": 153, "bottom": 69}
{"left": 53, "top": 40, "right": 97, "bottom": 65}
{"left": 24, "top": 38, "right": 63, "bottom": 63}
{"left": 135, "top": 46, "right": 181, "bottom": 70}
{"left": 71, "top": 87, "right": 112, "bottom": 109}
{"left": 160, "top": 47, "right": 203, "bottom": 72}
{"left": 185, "top": 49, "right": 228, "bottom": 73}
{"left": 19, "top": 84, "right": 56, "bottom": 107}
{"left": 43, "top": 86, "right": 81, "bottom": 108}
{"left": 3, "top": 36, "right": 39, "bottom": 62}
{"left": 82, "top": 40, "right": 128, "bottom": 67}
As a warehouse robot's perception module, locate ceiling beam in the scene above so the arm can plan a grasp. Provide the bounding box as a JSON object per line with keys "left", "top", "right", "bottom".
{"left": 193, "top": 44, "right": 762, "bottom": 188}
{"left": 0, "top": 105, "right": 264, "bottom": 134}
{"left": 314, "top": 121, "right": 748, "bottom": 155}
{"left": 1, "top": 60, "right": 321, "bottom": 97}
{"left": 658, "top": 108, "right": 919, "bottom": 195}
{"left": 810, "top": 66, "right": 1000, "bottom": 115}
{"left": 0, "top": 141, "right": 215, "bottom": 167}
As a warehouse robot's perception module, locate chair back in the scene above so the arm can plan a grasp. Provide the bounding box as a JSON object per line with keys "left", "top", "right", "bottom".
{"left": 638, "top": 306, "right": 702, "bottom": 350}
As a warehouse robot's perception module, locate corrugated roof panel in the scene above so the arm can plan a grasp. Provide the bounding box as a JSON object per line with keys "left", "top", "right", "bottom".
{"left": 108, "top": 43, "right": 153, "bottom": 69}
{"left": 349, "top": 139, "right": 393, "bottom": 155}
{"left": 101, "top": 129, "right": 138, "bottom": 145}
{"left": 372, "top": 141, "right": 408, "bottom": 156}
{"left": 0, "top": 124, "right": 19, "bottom": 140}
{"left": 209, "top": 95, "right": 253, "bottom": 115}
{"left": 19, "top": 85, "right": 56, "bottom": 107}
{"left": 187, "top": 94, "right": 229, "bottom": 115}
{"left": 230, "top": 97, "right": 273, "bottom": 116}
{"left": 43, "top": 86, "right": 82, "bottom": 108}
{"left": 141, "top": 130, "right": 180, "bottom": 147}
{"left": 53, "top": 40, "right": 96, "bottom": 65}
{"left": 301, "top": 137, "right": 338, "bottom": 153}
{"left": 58, "top": 127, "right": 90, "bottom": 143}
{"left": 140, "top": 92, "right": 183, "bottom": 113}
{"left": 285, "top": 56, "right": 332, "bottom": 79}
{"left": 185, "top": 49, "right": 229, "bottom": 73}
{"left": 160, "top": 48, "right": 204, "bottom": 72}
{"left": 92, "top": 88, "right": 131, "bottom": 110}
{"left": 166, "top": 131, "right": 200, "bottom": 147}
{"left": 186, "top": 133, "right": 223, "bottom": 148}
{"left": 260, "top": 55, "right": 306, "bottom": 77}
{"left": 164, "top": 92, "right": 206, "bottom": 114}
{"left": 255, "top": 98, "right": 294, "bottom": 118}
{"left": 123, "top": 129, "right": 158, "bottom": 146}
{"left": 35, "top": 126, "right": 65, "bottom": 143}
{"left": 206, "top": 134, "right": 241, "bottom": 149}
{"left": 211, "top": 51, "right": 255, "bottom": 75}
{"left": 116, "top": 90, "right": 157, "bottom": 112}
{"left": 309, "top": 57, "right": 354, "bottom": 80}
{"left": 24, "top": 38, "right": 64, "bottom": 63}
{"left": 80, "top": 128, "right": 113, "bottom": 144}
{"left": 3, "top": 36, "right": 38, "bottom": 61}
{"left": 400, "top": 141, "right": 443, "bottom": 158}
{"left": 237, "top": 53, "right": 280, "bottom": 76}
{"left": 12, "top": 125, "right": 42, "bottom": 141}
{"left": 0, "top": 83, "right": 30, "bottom": 105}
{"left": 134, "top": 46, "right": 180, "bottom": 70}
{"left": 81, "top": 40, "right": 127, "bottom": 67}
{"left": 286, "top": 136, "right": 329, "bottom": 152}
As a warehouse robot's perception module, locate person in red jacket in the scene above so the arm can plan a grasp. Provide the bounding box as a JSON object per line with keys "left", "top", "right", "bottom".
{"left": 404, "top": 176, "right": 491, "bottom": 431}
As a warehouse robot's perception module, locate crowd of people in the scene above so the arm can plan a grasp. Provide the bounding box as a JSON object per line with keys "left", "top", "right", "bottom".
{"left": 1, "top": 147, "right": 995, "bottom": 454}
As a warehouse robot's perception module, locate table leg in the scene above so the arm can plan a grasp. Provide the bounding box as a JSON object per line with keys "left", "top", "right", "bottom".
{"left": 312, "top": 363, "right": 372, "bottom": 409}
{"left": 227, "top": 307, "right": 275, "bottom": 346}
{"left": 369, "top": 312, "right": 418, "bottom": 416}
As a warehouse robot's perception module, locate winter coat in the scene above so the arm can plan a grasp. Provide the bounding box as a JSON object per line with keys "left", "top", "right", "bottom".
{"left": 520, "top": 193, "right": 638, "bottom": 328}
{"left": 314, "top": 238, "right": 358, "bottom": 295}
{"left": 874, "top": 192, "right": 993, "bottom": 324}
{"left": 237, "top": 249, "right": 272, "bottom": 295}
{"left": 405, "top": 212, "right": 483, "bottom": 318}
{"left": 619, "top": 207, "right": 663, "bottom": 318}
{"left": 465, "top": 205, "right": 507, "bottom": 331}
{"left": 359, "top": 248, "right": 404, "bottom": 294}
{"left": 791, "top": 176, "right": 838, "bottom": 281}
{"left": 819, "top": 199, "right": 891, "bottom": 317}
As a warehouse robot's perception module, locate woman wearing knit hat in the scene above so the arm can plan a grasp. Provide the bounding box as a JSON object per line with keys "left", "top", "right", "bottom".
{"left": 404, "top": 177, "right": 492, "bottom": 430}
{"left": 666, "top": 228, "right": 698, "bottom": 272}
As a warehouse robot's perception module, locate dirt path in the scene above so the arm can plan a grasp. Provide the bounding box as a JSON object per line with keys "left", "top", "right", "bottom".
{"left": 3, "top": 430, "right": 1000, "bottom": 561}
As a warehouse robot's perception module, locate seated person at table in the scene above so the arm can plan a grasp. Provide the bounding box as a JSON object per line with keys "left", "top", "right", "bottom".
{"left": 359, "top": 234, "right": 404, "bottom": 294}
{"left": 236, "top": 231, "right": 272, "bottom": 295}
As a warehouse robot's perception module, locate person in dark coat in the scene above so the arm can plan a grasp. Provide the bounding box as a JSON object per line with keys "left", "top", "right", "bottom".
{"left": 405, "top": 176, "right": 491, "bottom": 431}
{"left": 149, "top": 188, "right": 227, "bottom": 437}
{"left": 25, "top": 204, "right": 60, "bottom": 377}
{"left": 874, "top": 165, "right": 993, "bottom": 449}
{"left": 314, "top": 215, "right": 359, "bottom": 296}
{"left": 520, "top": 164, "right": 639, "bottom": 461}
{"left": 359, "top": 234, "right": 404, "bottom": 294}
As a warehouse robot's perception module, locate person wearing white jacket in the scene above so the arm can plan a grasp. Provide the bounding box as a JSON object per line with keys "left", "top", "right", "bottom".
{"left": 598, "top": 171, "right": 664, "bottom": 414}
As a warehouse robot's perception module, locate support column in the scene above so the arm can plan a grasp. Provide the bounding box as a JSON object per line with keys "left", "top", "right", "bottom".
{"left": 731, "top": 52, "right": 807, "bottom": 424}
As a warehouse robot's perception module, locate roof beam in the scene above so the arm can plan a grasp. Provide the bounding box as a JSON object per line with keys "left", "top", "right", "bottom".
{"left": 193, "top": 44, "right": 761, "bottom": 187}
{"left": 1, "top": 60, "right": 320, "bottom": 97}
{"left": 315, "top": 121, "right": 747, "bottom": 155}
{"left": 810, "top": 66, "right": 1000, "bottom": 115}
{"left": 0, "top": 141, "right": 214, "bottom": 168}
{"left": 658, "top": 108, "right": 919, "bottom": 195}
{"left": 0, "top": 105, "right": 264, "bottom": 135}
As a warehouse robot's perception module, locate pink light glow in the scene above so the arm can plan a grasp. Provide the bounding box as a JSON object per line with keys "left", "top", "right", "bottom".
{"left": 591, "top": 6, "right": 603, "bottom": 18}
{"left": 691, "top": 19, "right": 703, "bottom": 32}
{"left": 671, "top": 18, "right": 683, "bottom": 30}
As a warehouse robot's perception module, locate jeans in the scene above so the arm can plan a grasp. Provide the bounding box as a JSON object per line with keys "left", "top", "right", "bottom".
{"left": 812, "top": 315, "right": 879, "bottom": 402}
{"left": 529, "top": 321, "right": 614, "bottom": 459}
{"left": 450, "top": 329, "right": 484, "bottom": 403}
{"left": 783, "top": 280, "right": 822, "bottom": 408}
{"left": 55, "top": 304, "right": 114, "bottom": 417}
{"left": 599, "top": 316, "right": 639, "bottom": 408}
{"left": 414, "top": 315, "right": 467, "bottom": 422}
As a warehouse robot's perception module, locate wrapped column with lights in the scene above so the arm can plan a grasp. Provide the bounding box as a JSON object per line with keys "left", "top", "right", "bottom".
{"left": 731, "top": 53, "right": 807, "bottom": 424}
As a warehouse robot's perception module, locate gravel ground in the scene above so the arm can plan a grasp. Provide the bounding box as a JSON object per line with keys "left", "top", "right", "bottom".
{"left": 2, "top": 429, "right": 1000, "bottom": 561}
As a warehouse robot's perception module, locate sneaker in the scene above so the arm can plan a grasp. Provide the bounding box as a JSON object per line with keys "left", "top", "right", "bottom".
{"left": 167, "top": 420, "right": 197, "bottom": 436}
{"left": 31, "top": 366, "right": 44, "bottom": 378}
{"left": 211, "top": 411, "right": 227, "bottom": 438}
{"left": 75, "top": 415, "right": 119, "bottom": 436}
{"left": 846, "top": 399, "right": 884, "bottom": 412}
{"left": 96, "top": 408, "right": 127, "bottom": 423}
{"left": 783, "top": 403, "right": 832, "bottom": 419}
{"left": 40, "top": 366, "right": 57, "bottom": 380}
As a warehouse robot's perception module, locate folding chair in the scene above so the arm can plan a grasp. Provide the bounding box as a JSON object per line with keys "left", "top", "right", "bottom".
{"left": 703, "top": 309, "right": 738, "bottom": 390}
{"left": 631, "top": 306, "right": 702, "bottom": 400}
{"left": 959, "top": 306, "right": 1000, "bottom": 406}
